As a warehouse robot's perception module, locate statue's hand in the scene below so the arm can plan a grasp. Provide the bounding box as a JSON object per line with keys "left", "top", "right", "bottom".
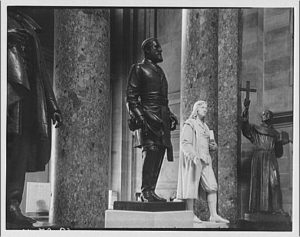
{"left": 280, "top": 131, "right": 290, "bottom": 145}
{"left": 193, "top": 156, "right": 201, "bottom": 165}
{"left": 52, "top": 111, "right": 63, "bottom": 128}
{"left": 244, "top": 98, "right": 250, "bottom": 108}
{"left": 209, "top": 141, "right": 218, "bottom": 151}
{"left": 136, "top": 115, "right": 146, "bottom": 129}
{"left": 170, "top": 113, "right": 178, "bottom": 131}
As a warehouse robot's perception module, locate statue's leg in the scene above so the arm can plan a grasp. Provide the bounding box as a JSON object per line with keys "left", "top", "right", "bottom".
{"left": 6, "top": 99, "right": 36, "bottom": 228}
{"left": 249, "top": 153, "right": 262, "bottom": 212}
{"left": 151, "top": 146, "right": 165, "bottom": 190}
{"left": 202, "top": 164, "right": 229, "bottom": 223}
{"left": 6, "top": 132, "right": 35, "bottom": 228}
{"left": 207, "top": 192, "right": 229, "bottom": 223}
{"left": 150, "top": 146, "right": 166, "bottom": 201}
{"left": 6, "top": 133, "right": 27, "bottom": 206}
{"left": 185, "top": 198, "right": 202, "bottom": 223}
{"left": 270, "top": 159, "right": 283, "bottom": 213}
{"left": 141, "top": 145, "right": 166, "bottom": 202}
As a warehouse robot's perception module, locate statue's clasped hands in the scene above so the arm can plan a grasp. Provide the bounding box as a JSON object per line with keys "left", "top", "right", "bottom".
{"left": 170, "top": 113, "right": 178, "bottom": 131}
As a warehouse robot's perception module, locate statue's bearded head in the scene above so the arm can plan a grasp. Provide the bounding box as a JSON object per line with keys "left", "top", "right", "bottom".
{"left": 261, "top": 109, "right": 273, "bottom": 123}
{"left": 142, "top": 38, "right": 163, "bottom": 63}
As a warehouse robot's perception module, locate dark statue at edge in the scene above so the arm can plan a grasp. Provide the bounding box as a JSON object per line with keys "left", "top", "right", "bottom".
{"left": 7, "top": 8, "right": 62, "bottom": 228}
{"left": 126, "top": 38, "right": 178, "bottom": 202}
{"left": 241, "top": 98, "right": 290, "bottom": 215}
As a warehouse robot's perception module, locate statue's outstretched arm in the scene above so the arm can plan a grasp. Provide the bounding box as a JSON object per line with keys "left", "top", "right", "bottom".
{"left": 241, "top": 98, "right": 254, "bottom": 143}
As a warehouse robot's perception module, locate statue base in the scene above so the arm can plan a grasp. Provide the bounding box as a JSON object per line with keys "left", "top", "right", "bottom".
{"left": 239, "top": 212, "right": 292, "bottom": 231}
{"left": 113, "top": 201, "right": 186, "bottom": 211}
{"left": 105, "top": 209, "right": 194, "bottom": 228}
{"left": 105, "top": 201, "right": 192, "bottom": 228}
{"left": 6, "top": 213, "right": 71, "bottom": 230}
{"left": 244, "top": 212, "right": 291, "bottom": 223}
{"left": 193, "top": 221, "right": 229, "bottom": 229}
{"left": 7, "top": 221, "right": 67, "bottom": 230}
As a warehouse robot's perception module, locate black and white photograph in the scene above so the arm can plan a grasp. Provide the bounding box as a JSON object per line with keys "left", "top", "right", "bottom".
{"left": 1, "top": 0, "right": 299, "bottom": 236}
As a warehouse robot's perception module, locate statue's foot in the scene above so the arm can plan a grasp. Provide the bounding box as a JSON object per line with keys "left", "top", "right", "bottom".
{"left": 209, "top": 215, "right": 230, "bottom": 224}
{"left": 7, "top": 200, "right": 36, "bottom": 229}
{"left": 24, "top": 216, "right": 37, "bottom": 224}
{"left": 141, "top": 190, "right": 156, "bottom": 202}
{"left": 173, "top": 198, "right": 184, "bottom": 202}
{"left": 141, "top": 190, "right": 166, "bottom": 202}
{"left": 272, "top": 209, "right": 289, "bottom": 216}
{"left": 150, "top": 191, "right": 167, "bottom": 202}
{"left": 193, "top": 215, "right": 202, "bottom": 223}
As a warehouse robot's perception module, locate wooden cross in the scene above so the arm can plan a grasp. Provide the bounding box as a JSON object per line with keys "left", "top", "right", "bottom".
{"left": 240, "top": 81, "right": 257, "bottom": 100}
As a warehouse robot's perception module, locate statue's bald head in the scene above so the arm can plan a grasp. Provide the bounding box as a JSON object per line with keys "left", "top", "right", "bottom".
{"left": 141, "top": 38, "right": 157, "bottom": 51}
{"left": 141, "top": 38, "right": 163, "bottom": 63}
{"left": 261, "top": 109, "right": 273, "bottom": 123}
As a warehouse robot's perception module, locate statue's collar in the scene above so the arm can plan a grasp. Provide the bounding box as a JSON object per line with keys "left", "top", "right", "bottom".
{"left": 254, "top": 123, "right": 278, "bottom": 137}
{"left": 142, "top": 58, "right": 161, "bottom": 73}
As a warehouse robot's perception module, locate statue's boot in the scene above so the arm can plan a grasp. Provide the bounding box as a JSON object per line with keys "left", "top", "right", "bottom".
{"left": 141, "top": 190, "right": 158, "bottom": 202}
{"left": 209, "top": 214, "right": 230, "bottom": 223}
{"left": 7, "top": 199, "right": 36, "bottom": 228}
{"left": 141, "top": 145, "right": 165, "bottom": 202}
{"left": 150, "top": 190, "right": 167, "bottom": 202}
{"left": 149, "top": 146, "right": 166, "bottom": 202}
{"left": 141, "top": 190, "right": 166, "bottom": 202}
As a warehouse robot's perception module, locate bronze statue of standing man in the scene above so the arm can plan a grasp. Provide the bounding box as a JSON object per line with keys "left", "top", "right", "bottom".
{"left": 241, "top": 98, "right": 290, "bottom": 214}
{"left": 126, "top": 38, "right": 178, "bottom": 202}
{"left": 7, "top": 9, "right": 62, "bottom": 228}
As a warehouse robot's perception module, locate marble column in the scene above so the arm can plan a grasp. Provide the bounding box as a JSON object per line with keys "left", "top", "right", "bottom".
{"left": 51, "top": 9, "right": 110, "bottom": 228}
{"left": 217, "top": 9, "right": 242, "bottom": 222}
{"left": 181, "top": 8, "right": 242, "bottom": 222}
{"left": 181, "top": 9, "right": 219, "bottom": 221}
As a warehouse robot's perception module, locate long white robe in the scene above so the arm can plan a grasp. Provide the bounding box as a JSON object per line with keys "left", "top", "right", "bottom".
{"left": 176, "top": 118, "right": 217, "bottom": 199}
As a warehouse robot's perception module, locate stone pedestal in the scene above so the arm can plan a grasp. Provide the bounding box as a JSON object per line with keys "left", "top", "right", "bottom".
{"left": 52, "top": 9, "right": 110, "bottom": 228}
{"left": 113, "top": 201, "right": 186, "bottom": 211}
{"left": 105, "top": 210, "right": 193, "bottom": 228}
{"left": 239, "top": 212, "right": 292, "bottom": 231}
{"left": 244, "top": 212, "right": 291, "bottom": 223}
{"left": 106, "top": 201, "right": 192, "bottom": 228}
{"left": 193, "top": 221, "right": 229, "bottom": 229}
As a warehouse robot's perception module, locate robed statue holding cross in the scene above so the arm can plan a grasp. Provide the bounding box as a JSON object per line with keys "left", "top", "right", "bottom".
{"left": 240, "top": 81, "right": 290, "bottom": 214}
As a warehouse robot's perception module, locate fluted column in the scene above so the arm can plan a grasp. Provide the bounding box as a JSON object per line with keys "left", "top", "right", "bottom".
{"left": 51, "top": 9, "right": 110, "bottom": 228}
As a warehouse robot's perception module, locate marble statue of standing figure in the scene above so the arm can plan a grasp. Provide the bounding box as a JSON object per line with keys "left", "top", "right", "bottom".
{"left": 176, "top": 100, "right": 229, "bottom": 223}
{"left": 241, "top": 98, "right": 290, "bottom": 214}
{"left": 7, "top": 9, "right": 62, "bottom": 228}
{"left": 126, "top": 38, "right": 178, "bottom": 202}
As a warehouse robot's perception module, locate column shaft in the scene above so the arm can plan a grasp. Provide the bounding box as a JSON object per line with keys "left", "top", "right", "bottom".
{"left": 217, "top": 9, "right": 242, "bottom": 222}
{"left": 52, "top": 9, "right": 110, "bottom": 228}
{"left": 181, "top": 9, "right": 218, "bottom": 220}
